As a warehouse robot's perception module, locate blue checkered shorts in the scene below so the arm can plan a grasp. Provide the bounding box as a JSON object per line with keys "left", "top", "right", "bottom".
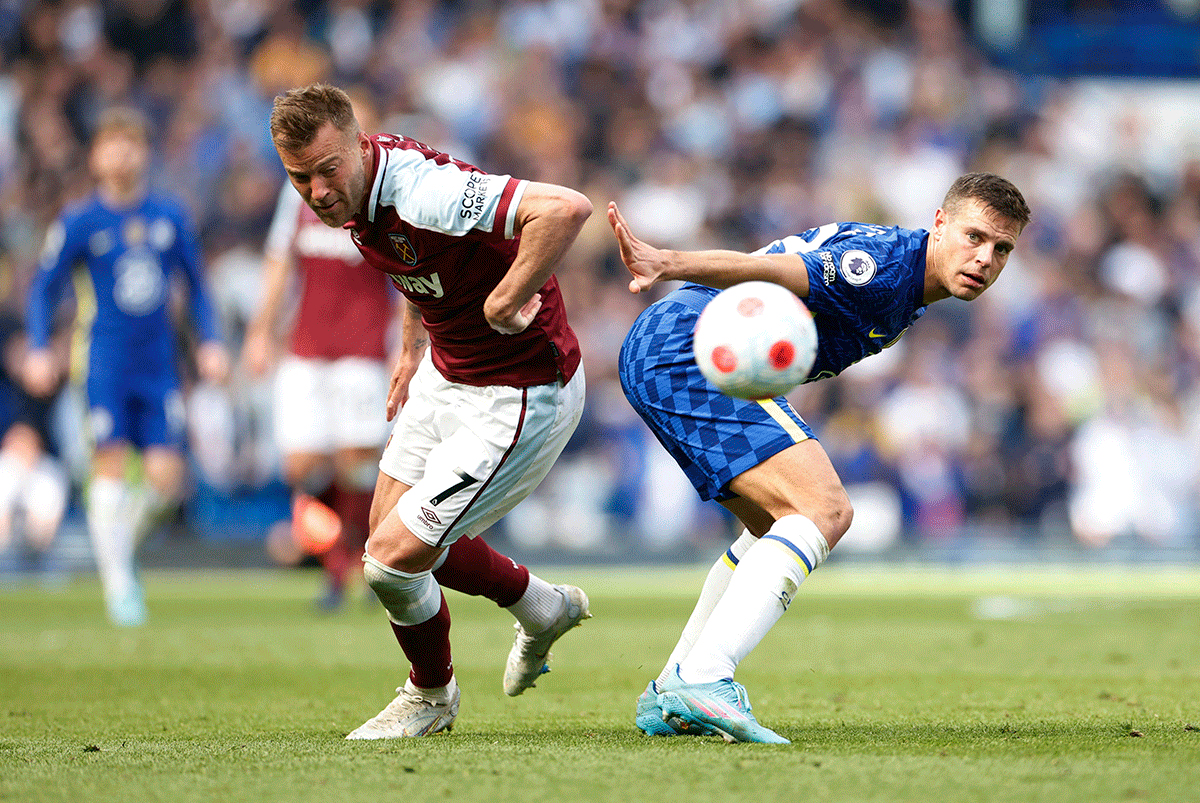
{"left": 618, "top": 285, "right": 815, "bottom": 502}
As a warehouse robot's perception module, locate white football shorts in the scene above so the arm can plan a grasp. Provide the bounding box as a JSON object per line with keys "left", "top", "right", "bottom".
{"left": 273, "top": 355, "right": 391, "bottom": 454}
{"left": 380, "top": 351, "right": 585, "bottom": 548}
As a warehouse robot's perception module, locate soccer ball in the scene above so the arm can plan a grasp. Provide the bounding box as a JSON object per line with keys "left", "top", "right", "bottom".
{"left": 693, "top": 281, "right": 818, "bottom": 400}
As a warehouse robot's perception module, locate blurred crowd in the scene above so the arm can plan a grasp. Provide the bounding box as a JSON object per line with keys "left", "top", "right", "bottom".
{"left": 1, "top": 0, "right": 1199, "bottom": 564}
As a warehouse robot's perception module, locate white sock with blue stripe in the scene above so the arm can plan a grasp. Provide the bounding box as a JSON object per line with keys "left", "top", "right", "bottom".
{"left": 656, "top": 530, "right": 757, "bottom": 688}
{"left": 677, "top": 514, "right": 829, "bottom": 685}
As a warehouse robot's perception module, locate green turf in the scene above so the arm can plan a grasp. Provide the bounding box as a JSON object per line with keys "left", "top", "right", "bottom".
{"left": 2, "top": 564, "right": 1198, "bottom": 803}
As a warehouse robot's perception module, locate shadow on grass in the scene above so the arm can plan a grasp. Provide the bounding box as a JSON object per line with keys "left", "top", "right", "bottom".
{"left": 334, "top": 717, "right": 1182, "bottom": 753}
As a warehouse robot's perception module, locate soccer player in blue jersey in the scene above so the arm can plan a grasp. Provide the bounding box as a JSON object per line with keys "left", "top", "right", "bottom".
{"left": 24, "top": 107, "right": 229, "bottom": 627}
{"left": 611, "top": 173, "right": 1030, "bottom": 743}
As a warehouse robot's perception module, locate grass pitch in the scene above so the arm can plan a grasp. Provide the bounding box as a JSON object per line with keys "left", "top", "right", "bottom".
{"left": 2, "top": 563, "right": 1198, "bottom": 803}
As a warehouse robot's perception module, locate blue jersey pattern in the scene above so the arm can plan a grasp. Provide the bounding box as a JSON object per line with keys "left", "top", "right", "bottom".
{"left": 756, "top": 222, "right": 929, "bottom": 381}
{"left": 619, "top": 287, "right": 815, "bottom": 502}
{"left": 619, "top": 222, "right": 930, "bottom": 502}
{"left": 27, "top": 192, "right": 220, "bottom": 449}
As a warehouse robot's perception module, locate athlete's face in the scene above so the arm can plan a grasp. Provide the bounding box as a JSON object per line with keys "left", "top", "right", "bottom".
{"left": 277, "top": 120, "right": 370, "bottom": 228}
{"left": 90, "top": 130, "right": 149, "bottom": 196}
{"left": 927, "top": 198, "right": 1023, "bottom": 303}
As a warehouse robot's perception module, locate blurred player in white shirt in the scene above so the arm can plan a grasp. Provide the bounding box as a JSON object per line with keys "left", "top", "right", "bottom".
{"left": 244, "top": 93, "right": 395, "bottom": 612}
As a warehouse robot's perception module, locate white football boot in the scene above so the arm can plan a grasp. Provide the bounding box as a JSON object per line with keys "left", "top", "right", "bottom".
{"left": 503, "top": 585, "right": 591, "bottom": 696}
{"left": 346, "top": 676, "right": 460, "bottom": 739}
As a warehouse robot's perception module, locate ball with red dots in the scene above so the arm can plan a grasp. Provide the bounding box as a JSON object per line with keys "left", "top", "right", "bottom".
{"left": 693, "top": 281, "right": 818, "bottom": 400}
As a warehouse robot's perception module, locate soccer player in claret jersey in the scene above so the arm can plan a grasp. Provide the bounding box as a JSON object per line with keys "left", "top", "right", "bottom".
{"left": 611, "top": 173, "right": 1030, "bottom": 743}
{"left": 269, "top": 83, "right": 592, "bottom": 739}
{"left": 244, "top": 93, "right": 397, "bottom": 613}
{"left": 25, "top": 107, "right": 229, "bottom": 627}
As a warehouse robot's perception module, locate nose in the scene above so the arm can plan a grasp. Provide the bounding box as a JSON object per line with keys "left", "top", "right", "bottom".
{"left": 976, "top": 243, "right": 994, "bottom": 267}
{"left": 310, "top": 177, "right": 330, "bottom": 202}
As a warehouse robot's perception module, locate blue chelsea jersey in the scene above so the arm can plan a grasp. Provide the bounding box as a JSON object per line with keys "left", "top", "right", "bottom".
{"left": 27, "top": 192, "right": 220, "bottom": 367}
{"left": 757, "top": 222, "right": 929, "bottom": 381}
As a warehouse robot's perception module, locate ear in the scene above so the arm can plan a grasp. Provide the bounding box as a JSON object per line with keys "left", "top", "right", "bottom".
{"left": 931, "top": 207, "right": 948, "bottom": 240}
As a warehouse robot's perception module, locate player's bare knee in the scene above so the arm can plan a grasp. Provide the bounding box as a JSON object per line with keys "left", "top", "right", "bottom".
{"left": 822, "top": 491, "right": 853, "bottom": 547}
{"left": 777, "top": 486, "right": 852, "bottom": 548}
{"left": 364, "top": 523, "right": 440, "bottom": 574}
{"left": 142, "top": 451, "right": 187, "bottom": 501}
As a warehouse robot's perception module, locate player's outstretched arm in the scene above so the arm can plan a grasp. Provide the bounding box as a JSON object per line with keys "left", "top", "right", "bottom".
{"left": 484, "top": 182, "right": 592, "bottom": 335}
{"left": 607, "top": 201, "right": 811, "bottom": 297}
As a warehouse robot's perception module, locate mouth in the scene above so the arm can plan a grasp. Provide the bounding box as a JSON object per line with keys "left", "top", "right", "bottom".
{"left": 962, "top": 272, "right": 986, "bottom": 290}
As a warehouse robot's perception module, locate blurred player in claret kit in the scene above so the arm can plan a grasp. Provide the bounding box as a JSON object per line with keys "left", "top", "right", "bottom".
{"left": 244, "top": 92, "right": 396, "bottom": 612}
{"left": 25, "top": 107, "right": 229, "bottom": 627}
{"left": 611, "top": 173, "right": 1030, "bottom": 742}
{"left": 269, "top": 83, "right": 592, "bottom": 739}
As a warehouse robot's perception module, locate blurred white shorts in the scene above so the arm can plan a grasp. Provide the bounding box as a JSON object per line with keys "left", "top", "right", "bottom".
{"left": 380, "top": 351, "right": 585, "bottom": 548}
{"left": 273, "top": 355, "right": 390, "bottom": 454}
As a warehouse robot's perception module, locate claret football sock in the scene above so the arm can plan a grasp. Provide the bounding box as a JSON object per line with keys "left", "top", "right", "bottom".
{"left": 390, "top": 595, "right": 454, "bottom": 690}
{"left": 433, "top": 535, "right": 530, "bottom": 607}
{"left": 363, "top": 555, "right": 454, "bottom": 689}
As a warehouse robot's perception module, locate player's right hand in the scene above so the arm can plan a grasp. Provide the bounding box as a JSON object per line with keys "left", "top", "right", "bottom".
{"left": 386, "top": 352, "right": 421, "bottom": 421}
{"left": 22, "top": 349, "right": 59, "bottom": 398}
{"left": 198, "top": 342, "right": 231, "bottom": 385}
{"left": 241, "top": 328, "right": 273, "bottom": 377}
{"left": 607, "top": 201, "right": 662, "bottom": 294}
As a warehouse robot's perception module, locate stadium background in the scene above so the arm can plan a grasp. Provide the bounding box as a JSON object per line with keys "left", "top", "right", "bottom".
{"left": 1, "top": 0, "right": 1198, "bottom": 576}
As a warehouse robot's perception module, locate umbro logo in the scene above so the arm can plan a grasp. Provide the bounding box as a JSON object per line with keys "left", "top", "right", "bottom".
{"left": 419, "top": 507, "right": 441, "bottom": 529}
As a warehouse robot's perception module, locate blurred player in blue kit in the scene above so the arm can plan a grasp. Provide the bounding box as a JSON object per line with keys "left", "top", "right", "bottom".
{"left": 611, "top": 173, "right": 1030, "bottom": 742}
{"left": 24, "top": 107, "right": 229, "bottom": 626}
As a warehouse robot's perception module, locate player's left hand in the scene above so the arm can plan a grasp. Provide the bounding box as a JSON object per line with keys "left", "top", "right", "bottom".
{"left": 487, "top": 293, "right": 542, "bottom": 335}
{"left": 197, "top": 342, "right": 230, "bottom": 385}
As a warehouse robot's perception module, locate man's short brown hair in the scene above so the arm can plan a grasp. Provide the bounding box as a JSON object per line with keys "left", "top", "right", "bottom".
{"left": 95, "top": 106, "right": 151, "bottom": 144}
{"left": 270, "top": 83, "right": 359, "bottom": 152}
{"left": 943, "top": 172, "right": 1031, "bottom": 229}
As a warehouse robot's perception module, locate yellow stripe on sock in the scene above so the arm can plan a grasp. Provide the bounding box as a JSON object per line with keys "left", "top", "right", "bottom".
{"left": 762, "top": 534, "right": 813, "bottom": 576}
